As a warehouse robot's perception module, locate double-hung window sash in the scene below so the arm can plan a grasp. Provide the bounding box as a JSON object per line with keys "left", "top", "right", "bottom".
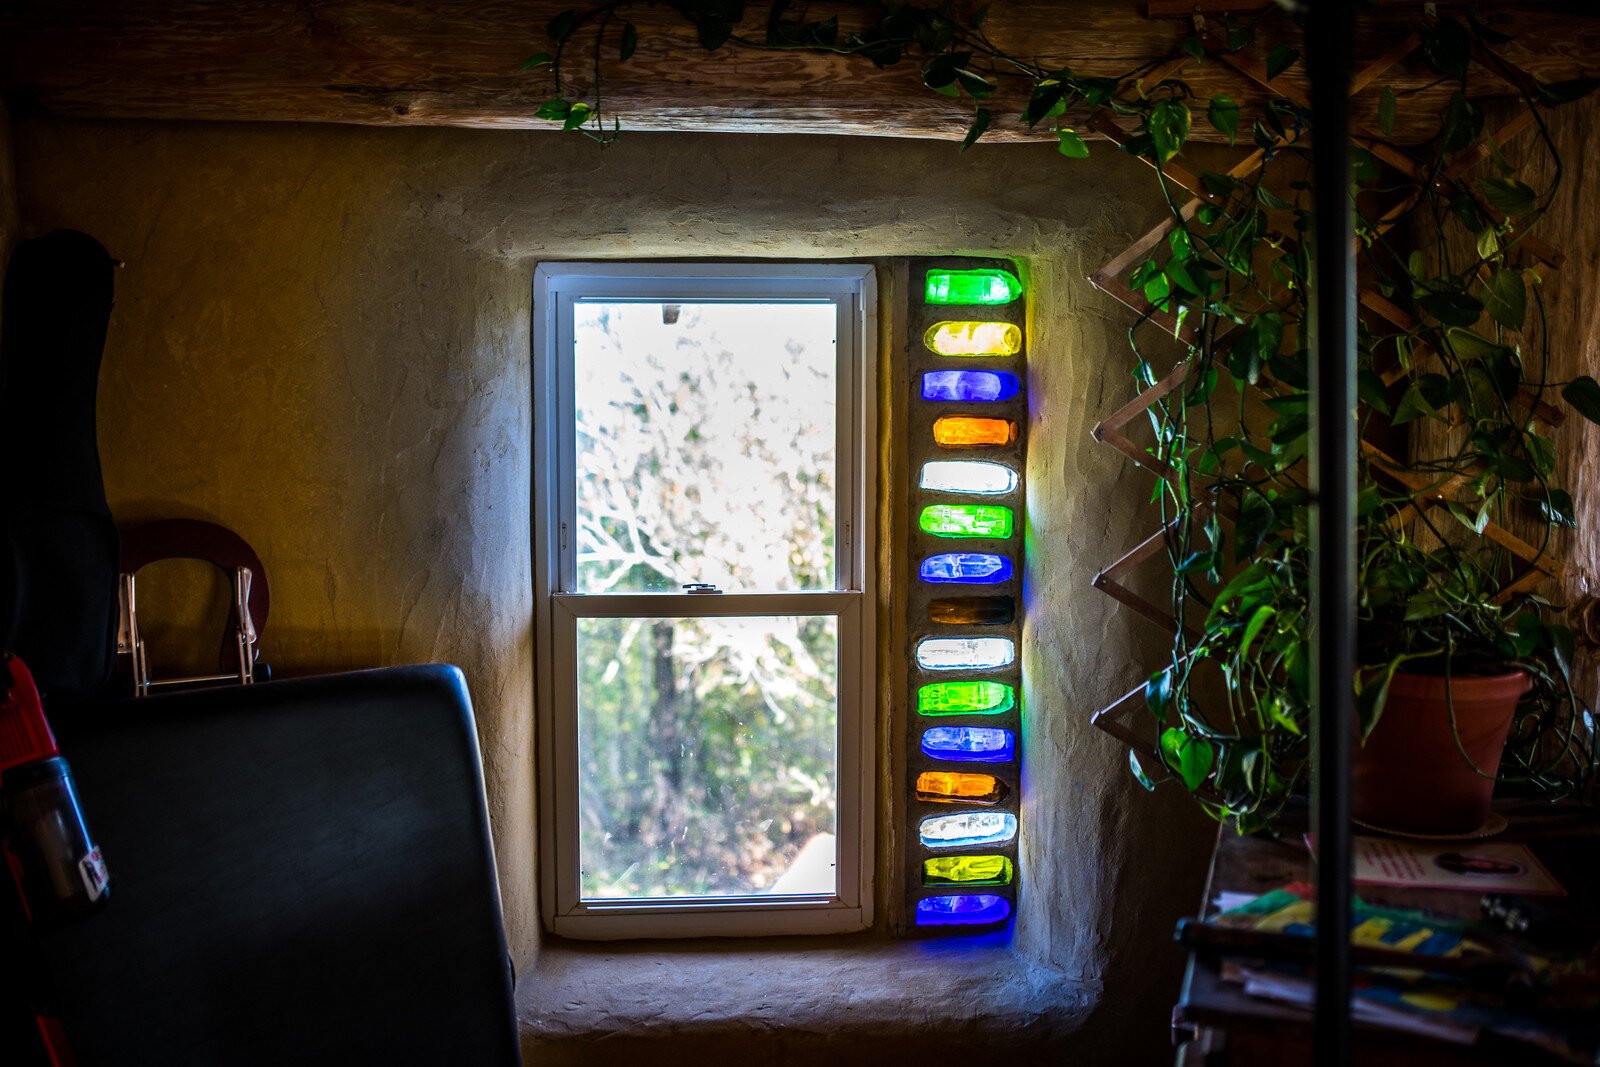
{"left": 534, "top": 263, "right": 876, "bottom": 939}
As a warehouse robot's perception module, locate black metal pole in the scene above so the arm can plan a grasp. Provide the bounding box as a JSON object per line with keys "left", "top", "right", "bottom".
{"left": 1307, "top": 1, "right": 1355, "bottom": 1066}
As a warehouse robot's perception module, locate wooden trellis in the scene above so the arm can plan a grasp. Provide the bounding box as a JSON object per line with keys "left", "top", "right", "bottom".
{"left": 1086, "top": 21, "right": 1570, "bottom": 749}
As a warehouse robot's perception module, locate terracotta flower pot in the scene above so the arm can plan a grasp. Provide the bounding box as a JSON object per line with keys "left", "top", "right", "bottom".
{"left": 1351, "top": 669, "right": 1530, "bottom": 835}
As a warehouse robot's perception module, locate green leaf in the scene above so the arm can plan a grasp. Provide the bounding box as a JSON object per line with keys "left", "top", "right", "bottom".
{"left": 1350, "top": 148, "right": 1379, "bottom": 183}
{"left": 1129, "top": 749, "right": 1157, "bottom": 792}
{"left": 1476, "top": 226, "right": 1500, "bottom": 262}
{"left": 1169, "top": 228, "right": 1193, "bottom": 262}
{"left": 1447, "top": 499, "right": 1491, "bottom": 535}
{"left": 1562, "top": 376, "right": 1600, "bottom": 426}
{"left": 1255, "top": 310, "right": 1283, "bottom": 364}
{"left": 1117, "top": 131, "right": 1154, "bottom": 157}
{"left": 1451, "top": 192, "right": 1485, "bottom": 233}
{"left": 1238, "top": 605, "right": 1276, "bottom": 662}
{"left": 535, "top": 97, "right": 572, "bottom": 120}
{"left": 1207, "top": 95, "right": 1239, "bottom": 144}
{"left": 1394, "top": 380, "right": 1443, "bottom": 424}
{"left": 1440, "top": 91, "right": 1483, "bottom": 154}
{"left": 1526, "top": 432, "right": 1556, "bottom": 479}
{"left": 547, "top": 9, "right": 577, "bottom": 44}
{"left": 1539, "top": 489, "right": 1577, "bottom": 529}
{"left": 922, "top": 51, "right": 969, "bottom": 91}
{"left": 519, "top": 52, "right": 554, "bottom": 71}
{"left": 1265, "top": 44, "right": 1299, "bottom": 81}
{"left": 1208, "top": 562, "right": 1268, "bottom": 624}
{"left": 1160, "top": 728, "right": 1216, "bottom": 792}
{"left": 961, "top": 107, "right": 992, "bottom": 152}
{"left": 1141, "top": 269, "right": 1171, "bottom": 309}
{"left": 562, "top": 101, "right": 593, "bottom": 131}
{"left": 620, "top": 22, "right": 638, "bottom": 61}
{"left": 1404, "top": 590, "right": 1449, "bottom": 621}
{"left": 1256, "top": 185, "right": 1292, "bottom": 210}
{"left": 1145, "top": 669, "right": 1174, "bottom": 721}
{"left": 1478, "top": 176, "right": 1537, "bottom": 217}
{"left": 1165, "top": 256, "right": 1202, "bottom": 297}
{"left": 1418, "top": 288, "right": 1483, "bottom": 327}
{"left": 1181, "top": 35, "right": 1205, "bottom": 61}
{"left": 697, "top": 18, "right": 734, "bottom": 51}
{"left": 1378, "top": 86, "right": 1397, "bottom": 137}
{"left": 1056, "top": 128, "right": 1089, "bottom": 159}
{"left": 1148, "top": 99, "right": 1191, "bottom": 163}
{"left": 1484, "top": 269, "right": 1526, "bottom": 330}
{"left": 1445, "top": 327, "right": 1503, "bottom": 364}
{"left": 1535, "top": 78, "right": 1600, "bottom": 106}
{"left": 1357, "top": 368, "right": 1392, "bottom": 416}
{"left": 1223, "top": 17, "right": 1254, "bottom": 53}
{"left": 1357, "top": 484, "right": 1384, "bottom": 517}
{"left": 1225, "top": 322, "right": 1262, "bottom": 385}
{"left": 1267, "top": 698, "right": 1303, "bottom": 737}
{"left": 1201, "top": 171, "right": 1239, "bottom": 199}
{"left": 955, "top": 68, "right": 996, "bottom": 98}
{"left": 1022, "top": 81, "right": 1065, "bottom": 127}
{"left": 1234, "top": 492, "right": 1276, "bottom": 562}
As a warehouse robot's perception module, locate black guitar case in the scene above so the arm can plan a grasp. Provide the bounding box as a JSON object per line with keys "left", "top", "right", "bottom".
{"left": 0, "top": 230, "right": 121, "bottom": 698}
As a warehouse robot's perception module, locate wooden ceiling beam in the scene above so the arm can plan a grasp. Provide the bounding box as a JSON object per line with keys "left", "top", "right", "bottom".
{"left": 0, "top": 1, "right": 1595, "bottom": 142}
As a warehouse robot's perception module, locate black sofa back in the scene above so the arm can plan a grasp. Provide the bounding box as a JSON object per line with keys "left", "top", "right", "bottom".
{"left": 33, "top": 665, "right": 521, "bottom": 1066}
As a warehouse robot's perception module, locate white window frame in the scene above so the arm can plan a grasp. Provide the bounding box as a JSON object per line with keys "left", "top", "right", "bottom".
{"left": 533, "top": 261, "right": 877, "bottom": 939}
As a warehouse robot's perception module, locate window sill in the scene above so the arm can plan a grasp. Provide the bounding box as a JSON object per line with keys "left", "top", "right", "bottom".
{"left": 516, "top": 935, "right": 1100, "bottom": 1063}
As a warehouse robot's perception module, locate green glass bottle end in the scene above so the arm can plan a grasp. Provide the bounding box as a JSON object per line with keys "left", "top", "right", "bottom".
{"left": 922, "top": 854, "right": 1015, "bottom": 887}
{"left": 918, "top": 680, "right": 1016, "bottom": 716}
{"left": 919, "top": 504, "right": 1014, "bottom": 539}
{"left": 925, "top": 269, "right": 1024, "bottom": 306}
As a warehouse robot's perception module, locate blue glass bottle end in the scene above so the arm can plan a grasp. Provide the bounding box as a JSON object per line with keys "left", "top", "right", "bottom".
{"left": 915, "top": 894, "right": 1011, "bottom": 926}
{"left": 920, "top": 370, "right": 1021, "bottom": 403}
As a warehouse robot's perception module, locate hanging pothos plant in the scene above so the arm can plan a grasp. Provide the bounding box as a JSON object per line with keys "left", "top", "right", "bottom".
{"left": 522, "top": 2, "right": 1600, "bottom": 831}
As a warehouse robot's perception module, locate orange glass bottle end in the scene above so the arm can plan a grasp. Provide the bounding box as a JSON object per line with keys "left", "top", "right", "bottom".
{"left": 916, "top": 770, "right": 1007, "bottom": 804}
{"left": 933, "top": 416, "right": 1017, "bottom": 448}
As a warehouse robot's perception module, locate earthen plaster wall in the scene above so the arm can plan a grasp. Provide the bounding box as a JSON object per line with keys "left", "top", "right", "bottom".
{"left": 12, "top": 117, "right": 1215, "bottom": 1061}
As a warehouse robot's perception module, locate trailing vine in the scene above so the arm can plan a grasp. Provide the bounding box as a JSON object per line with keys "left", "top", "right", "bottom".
{"left": 522, "top": 3, "right": 1600, "bottom": 828}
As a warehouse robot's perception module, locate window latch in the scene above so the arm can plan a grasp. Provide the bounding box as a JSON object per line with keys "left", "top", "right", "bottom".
{"left": 682, "top": 583, "right": 721, "bottom": 595}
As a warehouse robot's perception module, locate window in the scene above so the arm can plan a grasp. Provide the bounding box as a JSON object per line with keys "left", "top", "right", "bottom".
{"left": 533, "top": 263, "right": 876, "bottom": 938}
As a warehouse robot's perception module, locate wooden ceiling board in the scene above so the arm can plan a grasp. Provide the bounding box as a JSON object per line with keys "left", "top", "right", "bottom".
{"left": 1, "top": 1, "right": 1596, "bottom": 142}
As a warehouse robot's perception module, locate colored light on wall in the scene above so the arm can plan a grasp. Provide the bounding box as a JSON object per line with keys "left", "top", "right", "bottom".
{"left": 928, "top": 596, "right": 1015, "bottom": 626}
{"left": 919, "top": 504, "right": 1013, "bottom": 539}
{"left": 919, "top": 553, "right": 1013, "bottom": 584}
{"left": 920, "top": 370, "right": 1020, "bottom": 403}
{"left": 919, "top": 460, "right": 1018, "bottom": 495}
{"left": 915, "top": 637, "right": 1015, "bottom": 670}
{"left": 922, "top": 855, "right": 1014, "bottom": 887}
{"left": 914, "top": 893, "right": 1012, "bottom": 926}
{"left": 933, "top": 416, "right": 1017, "bottom": 449}
{"left": 919, "top": 812, "right": 1018, "bottom": 848}
{"left": 916, "top": 771, "right": 1008, "bottom": 804}
{"left": 917, "top": 680, "right": 1015, "bottom": 716}
{"left": 924, "top": 269, "right": 1023, "bottom": 306}
{"left": 924, "top": 321, "right": 1023, "bottom": 357}
{"left": 921, "top": 726, "right": 1016, "bottom": 762}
